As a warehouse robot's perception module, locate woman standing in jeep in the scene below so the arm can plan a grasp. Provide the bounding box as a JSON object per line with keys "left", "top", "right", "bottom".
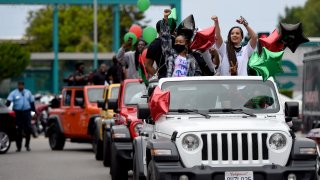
{"left": 213, "top": 15, "right": 257, "bottom": 76}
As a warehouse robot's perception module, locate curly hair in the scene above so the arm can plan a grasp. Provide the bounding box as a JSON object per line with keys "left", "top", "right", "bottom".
{"left": 226, "top": 26, "right": 243, "bottom": 76}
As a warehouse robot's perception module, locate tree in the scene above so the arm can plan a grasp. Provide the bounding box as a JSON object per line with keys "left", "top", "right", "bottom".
{"left": 25, "top": 5, "right": 145, "bottom": 52}
{"left": 0, "top": 42, "right": 30, "bottom": 82}
{"left": 279, "top": 0, "right": 320, "bottom": 37}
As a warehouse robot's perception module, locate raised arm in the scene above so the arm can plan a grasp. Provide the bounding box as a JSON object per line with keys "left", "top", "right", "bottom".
{"left": 212, "top": 16, "right": 223, "bottom": 48}
{"left": 237, "top": 16, "right": 257, "bottom": 48}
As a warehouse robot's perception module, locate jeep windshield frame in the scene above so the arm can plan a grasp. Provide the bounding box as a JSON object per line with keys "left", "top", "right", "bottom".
{"left": 161, "top": 80, "right": 280, "bottom": 114}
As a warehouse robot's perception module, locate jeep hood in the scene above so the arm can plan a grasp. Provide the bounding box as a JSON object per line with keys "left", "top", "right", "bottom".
{"left": 155, "top": 116, "right": 289, "bottom": 137}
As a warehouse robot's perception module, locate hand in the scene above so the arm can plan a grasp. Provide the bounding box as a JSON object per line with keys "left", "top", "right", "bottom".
{"left": 209, "top": 48, "right": 218, "bottom": 56}
{"left": 211, "top": 16, "right": 219, "bottom": 23}
{"left": 122, "top": 38, "right": 132, "bottom": 49}
{"left": 236, "top": 16, "right": 248, "bottom": 26}
{"left": 164, "top": 9, "right": 171, "bottom": 18}
{"left": 229, "top": 61, "right": 238, "bottom": 75}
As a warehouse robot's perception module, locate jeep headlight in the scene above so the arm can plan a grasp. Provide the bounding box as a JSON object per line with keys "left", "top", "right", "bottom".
{"left": 269, "top": 133, "right": 287, "bottom": 150}
{"left": 182, "top": 134, "right": 200, "bottom": 151}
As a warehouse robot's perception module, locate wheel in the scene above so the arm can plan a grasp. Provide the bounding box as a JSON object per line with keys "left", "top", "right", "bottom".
{"left": 95, "top": 140, "right": 103, "bottom": 161}
{"left": 133, "top": 151, "right": 146, "bottom": 180}
{"left": 103, "top": 131, "right": 111, "bottom": 167}
{"left": 92, "top": 125, "right": 103, "bottom": 160}
{"left": 147, "top": 161, "right": 156, "bottom": 180}
{"left": 0, "top": 131, "right": 11, "bottom": 154}
{"left": 48, "top": 124, "right": 65, "bottom": 150}
{"left": 111, "top": 142, "right": 128, "bottom": 180}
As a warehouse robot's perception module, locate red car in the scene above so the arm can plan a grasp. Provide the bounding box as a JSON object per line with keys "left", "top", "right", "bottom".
{"left": 0, "top": 100, "right": 16, "bottom": 154}
{"left": 107, "top": 79, "right": 147, "bottom": 179}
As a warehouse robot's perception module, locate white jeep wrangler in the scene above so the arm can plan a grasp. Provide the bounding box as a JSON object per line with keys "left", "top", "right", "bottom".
{"left": 133, "top": 76, "right": 318, "bottom": 180}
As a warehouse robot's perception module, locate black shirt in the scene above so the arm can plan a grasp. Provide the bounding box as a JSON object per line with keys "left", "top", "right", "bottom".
{"left": 146, "top": 38, "right": 167, "bottom": 79}
{"left": 92, "top": 71, "right": 107, "bottom": 85}
{"left": 107, "top": 63, "right": 124, "bottom": 84}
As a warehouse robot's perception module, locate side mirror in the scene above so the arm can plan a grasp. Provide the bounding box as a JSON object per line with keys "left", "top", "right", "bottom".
{"left": 147, "top": 79, "right": 158, "bottom": 98}
{"left": 75, "top": 97, "right": 85, "bottom": 108}
{"left": 108, "top": 98, "right": 118, "bottom": 112}
{"left": 137, "top": 103, "right": 150, "bottom": 120}
{"left": 97, "top": 100, "right": 106, "bottom": 110}
{"left": 285, "top": 101, "right": 299, "bottom": 117}
{"left": 50, "top": 98, "right": 60, "bottom": 108}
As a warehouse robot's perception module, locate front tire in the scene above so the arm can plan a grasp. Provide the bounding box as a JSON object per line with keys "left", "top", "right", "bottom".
{"left": 133, "top": 151, "right": 146, "bottom": 180}
{"left": 111, "top": 142, "right": 128, "bottom": 180}
{"left": 103, "top": 131, "right": 111, "bottom": 167}
{"left": 147, "top": 161, "right": 156, "bottom": 180}
{"left": 93, "top": 133, "right": 103, "bottom": 160}
{"left": 0, "top": 131, "right": 11, "bottom": 154}
{"left": 48, "top": 124, "right": 65, "bottom": 150}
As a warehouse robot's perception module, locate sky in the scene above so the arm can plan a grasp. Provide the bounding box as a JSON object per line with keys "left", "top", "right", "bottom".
{"left": 0, "top": 0, "right": 307, "bottom": 39}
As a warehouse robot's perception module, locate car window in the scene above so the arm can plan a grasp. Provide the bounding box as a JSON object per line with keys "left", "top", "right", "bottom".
{"left": 87, "top": 88, "right": 104, "bottom": 103}
{"left": 74, "top": 90, "right": 84, "bottom": 106}
{"left": 161, "top": 80, "right": 280, "bottom": 113}
{"left": 63, "top": 90, "right": 72, "bottom": 106}
{"left": 110, "top": 87, "right": 120, "bottom": 99}
{"left": 124, "top": 82, "right": 147, "bottom": 105}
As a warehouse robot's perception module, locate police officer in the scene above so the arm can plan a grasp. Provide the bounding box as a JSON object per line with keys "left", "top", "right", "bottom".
{"left": 6, "top": 81, "right": 36, "bottom": 152}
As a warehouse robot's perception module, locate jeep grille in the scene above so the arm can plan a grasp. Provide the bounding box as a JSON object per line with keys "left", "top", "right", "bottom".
{"left": 201, "top": 132, "right": 269, "bottom": 164}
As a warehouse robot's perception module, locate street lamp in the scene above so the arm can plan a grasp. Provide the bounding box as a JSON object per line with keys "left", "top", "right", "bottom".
{"left": 93, "top": 0, "right": 98, "bottom": 69}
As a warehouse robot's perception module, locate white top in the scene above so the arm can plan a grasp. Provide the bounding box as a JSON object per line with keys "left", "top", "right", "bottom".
{"left": 217, "top": 42, "right": 254, "bottom": 76}
{"left": 172, "top": 55, "right": 188, "bottom": 77}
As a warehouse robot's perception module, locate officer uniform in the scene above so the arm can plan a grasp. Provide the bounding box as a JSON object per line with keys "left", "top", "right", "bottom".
{"left": 7, "top": 88, "right": 35, "bottom": 151}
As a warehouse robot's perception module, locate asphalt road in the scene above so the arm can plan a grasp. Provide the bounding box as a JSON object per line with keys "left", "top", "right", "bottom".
{"left": 0, "top": 136, "right": 112, "bottom": 180}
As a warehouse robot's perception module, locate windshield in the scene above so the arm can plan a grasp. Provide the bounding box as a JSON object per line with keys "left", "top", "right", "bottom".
{"left": 88, "top": 88, "right": 104, "bottom": 103}
{"left": 161, "top": 80, "right": 280, "bottom": 114}
{"left": 110, "top": 87, "right": 120, "bottom": 98}
{"left": 124, "top": 82, "right": 147, "bottom": 105}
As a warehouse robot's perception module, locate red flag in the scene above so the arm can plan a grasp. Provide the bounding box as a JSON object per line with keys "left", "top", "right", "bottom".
{"left": 149, "top": 86, "right": 170, "bottom": 121}
{"left": 189, "top": 25, "right": 215, "bottom": 52}
{"left": 259, "top": 29, "right": 284, "bottom": 52}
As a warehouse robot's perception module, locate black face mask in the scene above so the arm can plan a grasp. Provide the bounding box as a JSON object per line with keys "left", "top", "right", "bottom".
{"left": 174, "top": 44, "right": 186, "bottom": 53}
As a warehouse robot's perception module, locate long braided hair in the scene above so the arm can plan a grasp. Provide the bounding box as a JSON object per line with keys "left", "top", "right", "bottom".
{"left": 134, "top": 39, "right": 147, "bottom": 70}
{"left": 226, "top": 26, "right": 244, "bottom": 76}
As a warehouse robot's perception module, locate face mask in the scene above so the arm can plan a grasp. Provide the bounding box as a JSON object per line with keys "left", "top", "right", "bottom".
{"left": 174, "top": 44, "right": 186, "bottom": 53}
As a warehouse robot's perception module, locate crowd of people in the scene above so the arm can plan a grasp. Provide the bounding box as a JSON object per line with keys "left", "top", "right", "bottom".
{"left": 64, "top": 10, "right": 258, "bottom": 86}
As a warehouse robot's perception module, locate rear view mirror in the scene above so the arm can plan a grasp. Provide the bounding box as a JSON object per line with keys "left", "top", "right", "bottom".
{"left": 108, "top": 98, "right": 118, "bottom": 112}
{"left": 137, "top": 103, "right": 150, "bottom": 120}
{"left": 97, "top": 100, "right": 106, "bottom": 110}
{"left": 285, "top": 101, "right": 299, "bottom": 117}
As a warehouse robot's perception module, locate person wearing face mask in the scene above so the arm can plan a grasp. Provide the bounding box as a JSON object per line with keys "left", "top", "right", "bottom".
{"left": 213, "top": 16, "right": 257, "bottom": 76}
{"left": 116, "top": 38, "right": 147, "bottom": 79}
{"left": 166, "top": 34, "right": 202, "bottom": 77}
{"left": 151, "top": 9, "right": 200, "bottom": 77}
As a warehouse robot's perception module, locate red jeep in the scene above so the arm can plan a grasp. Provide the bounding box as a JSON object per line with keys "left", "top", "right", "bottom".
{"left": 106, "top": 79, "right": 147, "bottom": 179}
{"left": 46, "top": 85, "right": 104, "bottom": 150}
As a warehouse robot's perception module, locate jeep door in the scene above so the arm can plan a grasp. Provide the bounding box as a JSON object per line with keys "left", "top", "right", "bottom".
{"left": 61, "top": 89, "right": 73, "bottom": 135}
{"left": 70, "top": 90, "right": 87, "bottom": 137}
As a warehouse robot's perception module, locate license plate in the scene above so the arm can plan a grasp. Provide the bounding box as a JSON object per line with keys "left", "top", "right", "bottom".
{"left": 225, "top": 171, "right": 253, "bottom": 180}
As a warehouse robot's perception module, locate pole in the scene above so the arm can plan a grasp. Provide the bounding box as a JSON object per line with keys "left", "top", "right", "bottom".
{"left": 93, "top": 0, "right": 98, "bottom": 69}
{"left": 53, "top": 4, "right": 59, "bottom": 94}
{"left": 112, "top": 4, "right": 120, "bottom": 52}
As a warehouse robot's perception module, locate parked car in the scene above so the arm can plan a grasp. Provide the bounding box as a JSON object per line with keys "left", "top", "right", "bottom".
{"left": 108, "top": 79, "right": 147, "bottom": 179}
{"left": 0, "top": 100, "right": 16, "bottom": 154}
{"left": 46, "top": 85, "right": 104, "bottom": 150}
{"left": 133, "top": 76, "right": 317, "bottom": 180}
{"left": 92, "top": 83, "right": 120, "bottom": 162}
